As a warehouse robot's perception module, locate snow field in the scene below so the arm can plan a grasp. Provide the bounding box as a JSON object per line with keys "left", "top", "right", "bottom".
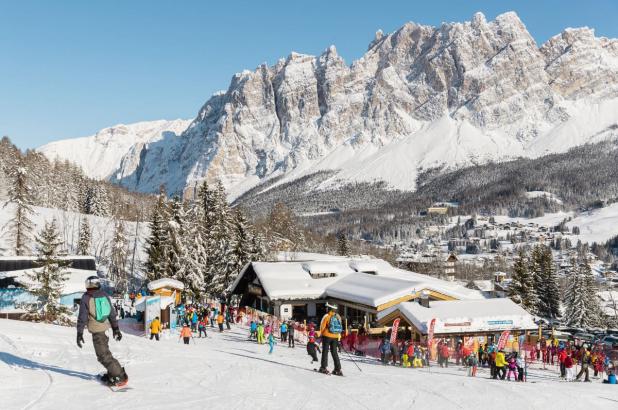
{"left": 0, "top": 319, "right": 614, "bottom": 410}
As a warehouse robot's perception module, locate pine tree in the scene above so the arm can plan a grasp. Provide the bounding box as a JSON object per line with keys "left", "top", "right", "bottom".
{"left": 144, "top": 192, "right": 169, "bottom": 281}
{"left": 337, "top": 231, "right": 350, "bottom": 257}
{"left": 251, "top": 229, "right": 267, "bottom": 262}
{"left": 3, "top": 157, "right": 36, "bottom": 255}
{"left": 24, "top": 219, "right": 71, "bottom": 323}
{"left": 77, "top": 217, "right": 91, "bottom": 256}
{"left": 165, "top": 196, "right": 187, "bottom": 279}
{"left": 508, "top": 248, "right": 537, "bottom": 312}
{"left": 531, "top": 245, "right": 561, "bottom": 319}
{"left": 110, "top": 218, "right": 129, "bottom": 292}
{"left": 177, "top": 206, "right": 207, "bottom": 300}
{"left": 207, "top": 181, "right": 234, "bottom": 295}
{"left": 563, "top": 258, "right": 603, "bottom": 328}
{"left": 230, "top": 207, "right": 253, "bottom": 277}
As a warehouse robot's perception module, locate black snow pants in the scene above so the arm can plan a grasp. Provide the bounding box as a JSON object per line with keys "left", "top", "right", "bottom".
{"left": 92, "top": 332, "right": 123, "bottom": 378}
{"left": 320, "top": 337, "right": 341, "bottom": 372}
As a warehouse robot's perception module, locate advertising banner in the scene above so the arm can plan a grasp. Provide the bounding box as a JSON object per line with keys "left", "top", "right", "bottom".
{"left": 390, "top": 318, "right": 400, "bottom": 344}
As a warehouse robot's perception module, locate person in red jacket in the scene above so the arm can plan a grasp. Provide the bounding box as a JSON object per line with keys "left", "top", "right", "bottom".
{"left": 440, "top": 342, "right": 450, "bottom": 368}
{"left": 558, "top": 348, "right": 567, "bottom": 379}
{"left": 564, "top": 353, "right": 574, "bottom": 381}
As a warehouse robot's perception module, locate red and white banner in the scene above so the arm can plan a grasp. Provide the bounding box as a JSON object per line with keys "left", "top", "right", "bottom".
{"left": 427, "top": 318, "right": 436, "bottom": 346}
{"left": 497, "top": 330, "right": 510, "bottom": 350}
{"left": 390, "top": 318, "right": 400, "bottom": 344}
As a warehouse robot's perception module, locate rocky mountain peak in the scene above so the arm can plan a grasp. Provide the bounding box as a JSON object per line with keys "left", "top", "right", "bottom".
{"left": 39, "top": 12, "right": 618, "bottom": 201}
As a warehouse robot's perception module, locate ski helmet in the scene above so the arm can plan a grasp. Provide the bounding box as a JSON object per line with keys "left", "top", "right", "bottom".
{"left": 325, "top": 302, "right": 338, "bottom": 310}
{"left": 85, "top": 275, "right": 101, "bottom": 290}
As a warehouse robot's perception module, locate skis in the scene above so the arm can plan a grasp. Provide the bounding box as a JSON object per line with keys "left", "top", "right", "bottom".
{"left": 313, "top": 368, "right": 343, "bottom": 376}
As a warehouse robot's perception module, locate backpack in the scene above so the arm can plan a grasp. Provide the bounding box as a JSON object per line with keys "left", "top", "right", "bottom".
{"left": 94, "top": 296, "right": 112, "bottom": 323}
{"left": 328, "top": 314, "right": 343, "bottom": 334}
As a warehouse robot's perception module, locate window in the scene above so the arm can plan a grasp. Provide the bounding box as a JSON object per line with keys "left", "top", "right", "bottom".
{"left": 309, "top": 272, "right": 337, "bottom": 279}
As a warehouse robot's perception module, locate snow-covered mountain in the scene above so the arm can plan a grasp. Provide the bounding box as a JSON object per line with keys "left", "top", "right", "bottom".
{"left": 39, "top": 12, "right": 618, "bottom": 199}
{"left": 38, "top": 119, "right": 191, "bottom": 181}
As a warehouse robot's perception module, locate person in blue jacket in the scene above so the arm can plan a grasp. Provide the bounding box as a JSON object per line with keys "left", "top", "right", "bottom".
{"left": 268, "top": 332, "right": 276, "bottom": 354}
{"left": 280, "top": 322, "right": 288, "bottom": 342}
{"left": 249, "top": 321, "right": 257, "bottom": 340}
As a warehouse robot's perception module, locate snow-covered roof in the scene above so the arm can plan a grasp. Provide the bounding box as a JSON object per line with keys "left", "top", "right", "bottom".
{"left": 325, "top": 273, "right": 418, "bottom": 307}
{"left": 472, "top": 280, "right": 494, "bottom": 292}
{"left": 230, "top": 255, "right": 485, "bottom": 304}
{"left": 378, "top": 299, "right": 537, "bottom": 334}
{"left": 250, "top": 261, "right": 355, "bottom": 300}
{"left": 135, "top": 295, "right": 176, "bottom": 312}
{"left": 0, "top": 268, "right": 96, "bottom": 295}
{"left": 147, "top": 278, "right": 185, "bottom": 291}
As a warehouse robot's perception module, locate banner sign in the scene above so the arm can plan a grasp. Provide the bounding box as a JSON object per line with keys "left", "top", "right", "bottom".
{"left": 444, "top": 322, "right": 471, "bottom": 327}
{"left": 144, "top": 296, "right": 161, "bottom": 333}
{"left": 427, "top": 318, "right": 436, "bottom": 346}
{"left": 390, "top": 318, "right": 400, "bottom": 344}
{"left": 497, "top": 330, "right": 510, "bottom": 350}
{"left": 487, "top": 320, "right": 513, "bottom": 326}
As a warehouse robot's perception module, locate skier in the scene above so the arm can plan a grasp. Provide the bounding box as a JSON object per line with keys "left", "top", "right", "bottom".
{"left": 565, "top": 352, "right": 575, "bottom": 381}
{"left": 249, "top": 321, "right": 257, "bottom": 340}
{"left": 575, "top": 347, "right": 592, "bottom": 382}
{"left": 76, "top": 276, "right": 128, "bottom": 388}
{"left": 179, "top": 324, "right": 192, "bottom": 344}
{"left": 506, "top": 354, "right": 518, "bottom": 381}
{"left": 318, "top": 303, "right": 343, "bottom": 375}
{"left": 516, "top": 352, "right": 525, "bottom": 381}
{"left": 149, "top": 316, "right": 161, "bottom": 341}
{"left": 307, "top": 335, "right": 321, "bottom": 363}
{"left": 268, "top": 332, "right": 276, "bottom": 354}
{"left": 257, "top": 321, "right": 265, "bottom": 344}
{"left": 217, "top": 312, "right": 225, "bottom": 332}
{"left": 494, "top": 350, "right": 507, "bottom": 380}
{"left": 198, "top": 318, "right": 208, "bottom": 338}
{"left": 288, "top": 321, "right": 295, "bottom": 348}
{"left": 280, "top": 321, "right": 288, "bottom": 342}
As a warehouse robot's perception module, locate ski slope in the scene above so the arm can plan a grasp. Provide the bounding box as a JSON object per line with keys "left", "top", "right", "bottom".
{"left": 0, "top": 320, "right": 614, "bottom": 410}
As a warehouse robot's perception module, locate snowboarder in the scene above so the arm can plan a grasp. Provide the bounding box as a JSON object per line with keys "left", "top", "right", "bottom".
{"left": 179, "top": 324, "right": 192, "bottom": 344}
{"left": 76, "top": 276, "right": 127, "bottom": 388}
{"left": 268, "top": 332, "right": 276, "bottom": 354}
{"left": 307, "top": 335, "right": 321, "bottom": 363}
{"left": 149, "top": 316, "right": 161, "bottom": 341}
{"left": 288, "top": 321, "right": 295, "bottom": 348}
{"left": 318, "top": 303, "right": 343, "bottom": 376}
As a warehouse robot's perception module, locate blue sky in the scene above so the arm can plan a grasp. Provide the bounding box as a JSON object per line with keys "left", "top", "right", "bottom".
{"left": 2, "top": 0, "right": 617, "bottom": 149}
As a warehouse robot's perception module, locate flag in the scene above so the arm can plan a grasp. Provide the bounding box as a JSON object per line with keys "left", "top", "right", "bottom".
{"left": 390, "top": 318, "right": 401, "bottom": 344}
{"left": 427, "top": 318, "right": 436, "bottom": 346}
{"left": 497, "top": 330, "right": 510, "bottom": 350}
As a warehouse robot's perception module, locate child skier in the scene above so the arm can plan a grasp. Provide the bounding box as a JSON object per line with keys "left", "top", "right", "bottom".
{"left": 216, "top": 313, "right": 224, "bottom": 332}
{"left": 288, "top": 321, "right": 295, "bottom": 348}
{"left": 180, "top": 324, "right": 192, "bottom": 344}
{"left": 249, "top": 321, "right": 257, "bottom": 340}
{"left": 198, "top": 319, "right": 208, "bottom": 338}
{"left": 307, "top": 335, "right": 321, "bottom": 363}
{"left": 516, "top": 352, "right": 525, "bottom": 381}
{"left": 268, "top": 332, "right": 276, "bottom": 354}
{"left": 565, "top": 352, "right": 574, "bottom": 381}
{"left": 506, "top": 354, "right": 518, "bottom": 381}
{"left": 280, "top": 322, "right": 288, "bottom": 342}
{"left": 467, "top": 352, "right": 478, "bottom": 377}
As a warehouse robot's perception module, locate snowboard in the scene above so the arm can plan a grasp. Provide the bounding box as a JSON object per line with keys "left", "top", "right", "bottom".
{"left": 97, "top": 374, "right": 132, "bottom": 392}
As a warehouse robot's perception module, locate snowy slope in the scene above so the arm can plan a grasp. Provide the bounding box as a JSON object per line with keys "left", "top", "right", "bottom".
{"left": 0, "top": 202, "right": 148, "bottom": 270}
{"left": 493, "top": 202, "right": 618, "bottom": 244}
{"left": 0, "top": 320, "right": 613, "bottom": 410}
{"left": 38, "top": 119, "right": 191, "bottom": 180}
{"left": 37, "top": 12, "right": 618, "bottom": 200}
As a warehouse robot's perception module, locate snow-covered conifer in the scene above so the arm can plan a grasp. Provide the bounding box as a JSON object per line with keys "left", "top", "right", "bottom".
{"left": 3, "top": 157, "right": 36, "bottom": 255}
{"left": 77, "top": 217, "right": 91, "bottom": 256}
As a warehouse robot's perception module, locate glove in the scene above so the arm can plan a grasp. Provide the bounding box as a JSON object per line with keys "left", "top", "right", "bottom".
{"left": 77, "top": 332, "right": 85, "bottom": 348}
{"left": 113, "top": 328, "right": 122, "bottom": 341}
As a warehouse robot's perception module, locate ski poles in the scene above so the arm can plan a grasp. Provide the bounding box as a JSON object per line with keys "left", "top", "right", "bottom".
{"left": 342, "top": 346, "right": 362, "bottom": 372}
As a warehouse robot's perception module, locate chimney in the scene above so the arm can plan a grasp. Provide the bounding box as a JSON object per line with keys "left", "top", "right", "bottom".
{"left": 420, "top": 290, "right": 430, "bottom": 308}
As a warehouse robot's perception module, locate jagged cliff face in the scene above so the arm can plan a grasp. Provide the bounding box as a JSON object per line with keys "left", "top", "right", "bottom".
{"left": 40, "top": 12, "right": 618, "bottom": 198}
